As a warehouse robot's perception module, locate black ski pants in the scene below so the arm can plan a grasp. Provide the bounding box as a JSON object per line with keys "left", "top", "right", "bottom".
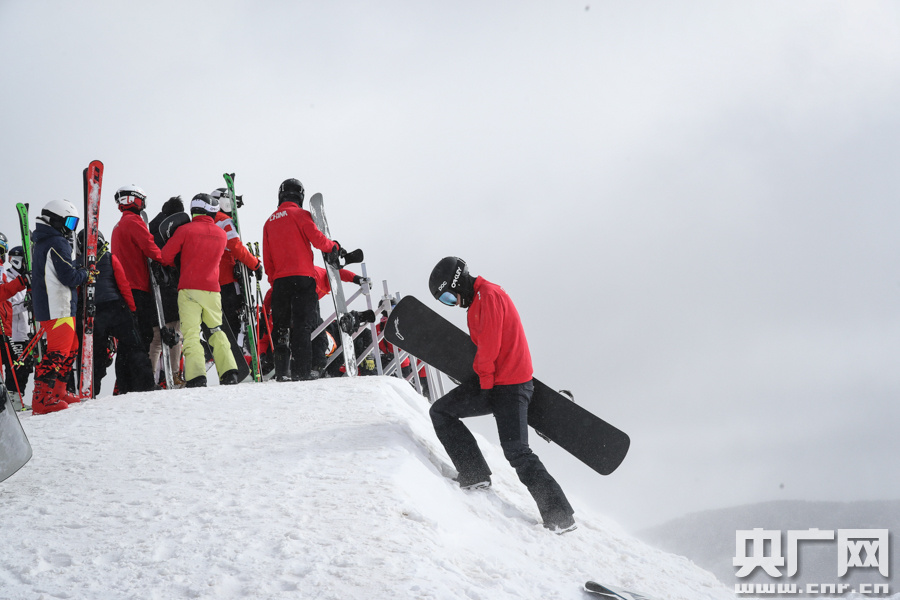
{"left": 94, "top": 300, "right": 156, "bottom": 394}
{"left": 271, "top": 275, "right": 318, "bottom": 379}
{"left": 131, "top": 289, "right": 158, "bottom": 353}
{"left": 220, "top": 282, "right": 244, "bottom": 348}
{"left": 430, "top": 378, "right": 574, "bottom": 525}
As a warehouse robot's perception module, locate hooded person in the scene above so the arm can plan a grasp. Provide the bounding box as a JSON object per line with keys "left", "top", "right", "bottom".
{"left": 426, "top": 256, "right": 576, "bottom": 534}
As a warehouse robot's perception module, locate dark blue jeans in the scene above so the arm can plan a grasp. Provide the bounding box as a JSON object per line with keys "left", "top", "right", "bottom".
{"left": 430, "top": 378, "right": 573, "bottom": 524}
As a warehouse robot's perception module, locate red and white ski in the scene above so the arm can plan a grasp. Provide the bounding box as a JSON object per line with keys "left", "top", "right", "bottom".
{"left": 79, "top": 160, "right": 104, "bottom": 399}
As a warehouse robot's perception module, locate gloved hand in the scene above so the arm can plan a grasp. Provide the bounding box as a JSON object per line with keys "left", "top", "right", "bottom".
{"left": 325, "top": 241, "right": 342, "bottom": 267}
{"left": 254, "top": 261, "right": 263, "bottom": 282}
{"left": 16, "top": 272, "right": 31, "bottom": 288}
{"left": 160, "top": 326, "right": 179, "bottom": 348}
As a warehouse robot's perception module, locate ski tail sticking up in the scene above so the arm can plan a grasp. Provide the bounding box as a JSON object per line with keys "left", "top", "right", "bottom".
{"left": 223, "top": 173, "right": 260, "bottom": 382}
{"left": 79, "top": 160, "right": 104, "bottom": 400}
{"left": 308, "top": 193, "right": 358, "bottom": 376}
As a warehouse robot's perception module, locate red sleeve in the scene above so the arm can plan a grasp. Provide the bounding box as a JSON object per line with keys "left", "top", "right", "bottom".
{"left": 112, "top": 255, "right": 137, "bottom": 312}
{"left": 160, "top": 227, "right": 186, "bottom": 267}
{"left": 227, "top": 235, "right": 259, "bottom": 269}
{"left": 298, "top": 211, "right": 335, "bottom": 253}
{"left": 339, "top": 269, "right": 357, "bottom": 283}
{"left": 0, "top": 277, "right": 26, "bottom": 303}
{"left": 469, "top": 293, "right": 503, "bottom": 389}
{"left": 134, "top": 218, "right": 164, "bottom": 263}
{"left": 262, "top": 227, "right": 274, "bottom": 285}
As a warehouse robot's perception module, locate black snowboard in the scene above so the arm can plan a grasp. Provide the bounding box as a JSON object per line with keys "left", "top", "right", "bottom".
{"left": 0, "top": 382, "right": 32, "bottom": 483}
{"left": 383, "top": 296, "right": 630, "bottom": 476}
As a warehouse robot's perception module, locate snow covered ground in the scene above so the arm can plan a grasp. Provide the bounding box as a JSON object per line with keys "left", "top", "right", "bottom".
{"left": 1, "top": 376, "right": 737, "bottom": 600}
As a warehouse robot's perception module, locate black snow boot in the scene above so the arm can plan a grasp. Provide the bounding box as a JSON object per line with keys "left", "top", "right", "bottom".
{"left": 185, "top": 375, "right": 207, "bottom": 388}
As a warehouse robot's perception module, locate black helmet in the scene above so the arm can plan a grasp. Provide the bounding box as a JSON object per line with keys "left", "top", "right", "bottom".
{"left": 76, "top": 229, "right": 107, "bottom": 256}
{"left": 278, "top": 178, "right": 305, "bottom": 206}
{"left": 8, "top": 246, "right": 24, "bottom": 272}
{"left": 429, "top": 256, "right": 475, "bottom": 308}
{"left": 190, "top": 193, "right": 219, "bottom": 218}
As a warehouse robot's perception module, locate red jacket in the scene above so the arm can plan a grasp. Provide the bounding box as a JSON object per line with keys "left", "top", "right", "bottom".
{"left": 0, "top": 271, "right": 27, "bottom": 338}
{"left": 215, "top": 212, "right": 260, "bottom": 286}
{"left": 111, "top": 211, "right": 163, "bottom": 293}
{"left": 467, "top": 276, "right": 533, "bottom": 389}
{"left": 160, "top": 215, "right": 227, "bottom": 292}
{"left": 111, "top": 255, "right": 136, "bottom": 312}
{"left": 262, "top": 202, "right": 335, "bottom": 284}
{"left": 313, "top": 267, "right": 357, "bottom": 300}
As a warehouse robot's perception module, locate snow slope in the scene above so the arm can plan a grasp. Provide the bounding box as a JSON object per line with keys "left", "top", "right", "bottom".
{"left": 1, "top": 377, "right": 734, "bottom": 600}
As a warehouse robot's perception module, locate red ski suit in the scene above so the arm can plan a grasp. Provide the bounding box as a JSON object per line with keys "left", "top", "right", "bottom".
{"left": 467, "top": 277, "right": 533, "bottom": 390}
{"left": 262, "top": 202, "right": 336, "bottom": 284}
{"left": 159, "top": 215, "right": 226, "bottom": 292}
{"left": 111, "top": 210, "right": 163, "bottom": 293}
{"left": 0, "top": 271, "right": 27, "bottom": 338}
{"left": 215, "top": 212, "right": 260, "bottom": 286}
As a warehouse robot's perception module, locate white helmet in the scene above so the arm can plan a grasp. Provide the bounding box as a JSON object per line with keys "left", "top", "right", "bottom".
{"left": 39, "top": 199, "right": 80, "bottom": 233}
{"left": 115, "top": 184, "right": 147, "bottom": 212}
{"left": 210, "top": 187, "right": 232, "bottom": 213}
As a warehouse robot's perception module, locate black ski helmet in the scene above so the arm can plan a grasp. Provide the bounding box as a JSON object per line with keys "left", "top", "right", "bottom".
{"left": 429, "top": 256, "right": 475, "bottom": 308}
{"left": 190, "top": 193, "right": 219, "bottom": 218}
{"left": 75, "top": 229, "right": 107, "bottom": 257}
{"left": 278, "top": 178, "right": 305, "bottom": 206}
{"left": 8, "top": 246, "right": 24, "bottom": 272}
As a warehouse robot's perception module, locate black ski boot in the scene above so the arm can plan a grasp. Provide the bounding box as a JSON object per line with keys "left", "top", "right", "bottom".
{"left": 219, "top": 370, "right": 240, "bottom": 386}
{"left": 185, "top": 375, "right": 207, "bottom": 388}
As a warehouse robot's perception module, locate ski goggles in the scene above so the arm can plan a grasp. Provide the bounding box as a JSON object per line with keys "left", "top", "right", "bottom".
{"left": 438, "top": 291, "right": 459, "bottom": 306}
{"left": 63, "top": 216, "right": 79, "bottom": 231}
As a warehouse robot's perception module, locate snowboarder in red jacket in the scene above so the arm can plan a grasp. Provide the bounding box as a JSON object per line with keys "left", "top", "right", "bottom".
{"left": 262, "top": 178, "right": 340, "bottom": 382}
{"left": 427, "top": 256, "right": 576, "bottom": 534}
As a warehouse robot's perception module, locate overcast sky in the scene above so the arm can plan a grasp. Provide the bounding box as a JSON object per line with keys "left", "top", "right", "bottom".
{"left": 2, "top": 1, "right": 898, "bottom": 531}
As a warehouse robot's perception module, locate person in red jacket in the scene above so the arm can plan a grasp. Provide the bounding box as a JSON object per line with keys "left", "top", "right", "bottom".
{"left": 210, "top": 188, "right": 262, "bottom": 346}
{"left": 160, "top": 194, "right": 239, "bottom": 387}
{"left": 426, "top": 257, "right": 576, "bottom": 534}
{"left": 110, "top": 185, "right": 163, "bottom": 358}
{"left": 262, "top": 178, "right": 341, "bottom": 382}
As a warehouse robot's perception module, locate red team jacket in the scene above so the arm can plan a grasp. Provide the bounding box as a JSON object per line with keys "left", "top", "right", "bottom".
{"left": 262, "top": 202, "right": 336, "bottom": 284}
{"left": 160, "top": 215, "right": 227, "bottom": 292}
{"left": 467, "top": 276, "right": 534, "bottom": 390}
{"left": 215, "top": 212, "right": 260, "bottom": 286}
{"left": 111, "top": 210, "right": 163, "bottom": 293}
{"left": 0, "top": 271, "right": 27, "bottom": 337}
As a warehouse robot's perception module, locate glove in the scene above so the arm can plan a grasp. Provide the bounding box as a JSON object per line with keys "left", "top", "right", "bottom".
{"left": 16, "top": 272, "right": 31, "bottom": 288}
{"left": 352, "top": 275, "right": 372, "bottom": 290}
{"left": 254, "top": 261, "right": 263, "bottom": 282}
{"left": 160, "top": 326, "right": 178, "bottom": 348}
{"left": 325, "top": 241, "right": 342, "bottom": 267}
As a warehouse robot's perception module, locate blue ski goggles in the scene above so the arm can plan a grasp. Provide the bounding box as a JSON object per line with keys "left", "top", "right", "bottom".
{"left": 63, "top": 216, "right": 79, "bottom": 231}
{"left": 438, "top": 291, "right": 459, "bottom": 306}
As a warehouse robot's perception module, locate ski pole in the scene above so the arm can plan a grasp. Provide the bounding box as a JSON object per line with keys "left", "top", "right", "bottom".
{"left": 0, "top": 319, "right": 25, "bottom": 408}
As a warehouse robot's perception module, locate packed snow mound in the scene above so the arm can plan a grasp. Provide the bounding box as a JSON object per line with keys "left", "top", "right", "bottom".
{"left": 1, "top": 377, "right": 734, "bottom": 600}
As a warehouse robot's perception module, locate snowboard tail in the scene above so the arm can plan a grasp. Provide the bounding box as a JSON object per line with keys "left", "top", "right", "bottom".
{"left": 0, "top": 382, "right": 32, "bottom": 483}
{"left": 383, "top": 296, "right": 630, "bottom": 476}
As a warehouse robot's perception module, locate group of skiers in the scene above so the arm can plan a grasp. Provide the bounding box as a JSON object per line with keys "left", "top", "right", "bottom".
{"left": 0, "top": 177, "right": 373, "bottom": 415}
{"left": 0, "top": 172, "right": 577, "bottom": 534}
